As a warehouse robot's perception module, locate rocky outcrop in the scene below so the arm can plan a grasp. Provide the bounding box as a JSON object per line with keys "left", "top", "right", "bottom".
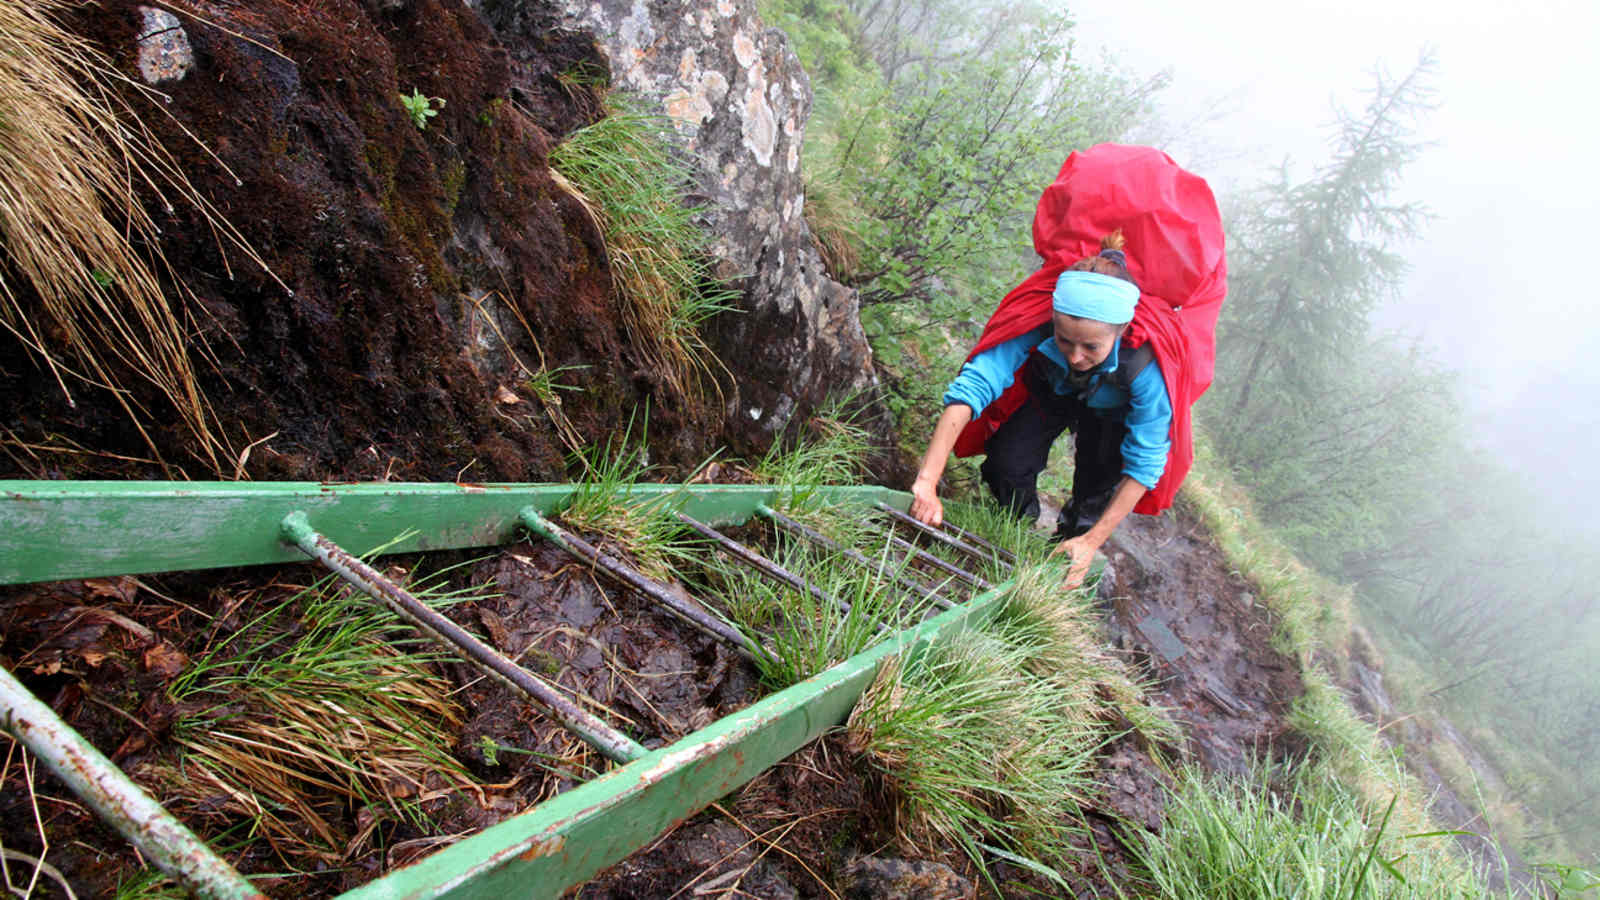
{"left": 478, "top": 0, "right": 877, "bottom": 451}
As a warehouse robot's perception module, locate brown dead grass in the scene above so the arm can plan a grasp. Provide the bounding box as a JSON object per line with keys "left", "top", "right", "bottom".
{"left": 0, "top": 0, "right": 279, "bottom": 475}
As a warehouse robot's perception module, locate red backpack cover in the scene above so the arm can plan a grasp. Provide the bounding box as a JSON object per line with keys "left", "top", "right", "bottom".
{"left": 951, "top": 143, "right": 1228, "bottom": 515}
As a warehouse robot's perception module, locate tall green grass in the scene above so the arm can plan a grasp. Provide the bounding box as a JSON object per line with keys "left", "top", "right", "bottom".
{"left": 557, "top": 417, "right": 702, "bottom": 582}
{"left": 158, "top": 562, "right": 482, "bottom": 865}
{"left": 751, "top": 395, "right": 876, "bottom": 509}
{"left": 549, "top": 98, "right": 737, "bottom": 408}
{"left": 847, "top": 632, "right": 1096, "bottom": 869}
{"left": 1130, "top": 761, "right": 1497, "bottom": 899}
{"left": 708, "top": 541, "right": 907, "bottom": 687}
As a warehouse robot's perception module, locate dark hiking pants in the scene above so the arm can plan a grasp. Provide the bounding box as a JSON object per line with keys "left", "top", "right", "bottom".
{"left": 978, "top": 356, "right": 1128, "bottom": 539}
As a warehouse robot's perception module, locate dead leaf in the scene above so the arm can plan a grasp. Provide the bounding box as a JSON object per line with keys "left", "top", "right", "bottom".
{"left": 494, "top": 386, "right": 522, "bottom": 405}
{"left": 143, "top": 642, "right": 189, "bottom": 678}
{"left": 32, "top": 660, "right": 62, "bottom": 675}
{"left": 84, "top": 576, "right": 139, "bottom": 603}
{"left": 479, "top": 609, "right": 510, "bottom": 650}
{"left": 78, "top": 649, "right": 107, "bottom": 667}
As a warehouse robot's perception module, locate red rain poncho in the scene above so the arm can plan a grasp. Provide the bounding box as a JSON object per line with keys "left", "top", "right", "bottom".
{"left": 951, "top": 144, "right": 1228, "bottom": 515}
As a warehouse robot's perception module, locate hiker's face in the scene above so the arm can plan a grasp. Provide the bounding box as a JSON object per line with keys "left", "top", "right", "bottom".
{"left": 1052, "top": 314, "right": 1121, "bottom": 372}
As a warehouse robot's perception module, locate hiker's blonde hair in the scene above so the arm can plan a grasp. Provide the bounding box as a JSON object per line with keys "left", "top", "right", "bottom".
{"left": 1068, "top": 229, "right": 1134, "bottom": 283}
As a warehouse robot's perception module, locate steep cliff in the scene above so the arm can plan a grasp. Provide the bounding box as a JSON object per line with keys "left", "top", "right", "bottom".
{"left": 0, "top": 0, "right": 874, "bottom": 481}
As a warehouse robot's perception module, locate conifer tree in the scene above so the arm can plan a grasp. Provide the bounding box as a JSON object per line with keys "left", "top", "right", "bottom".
{"left": 1209, "top": 51, "right": 1440, "bottom": 556}
{"left": 1215, "top": 51, "right": 1436, "bottom": 430}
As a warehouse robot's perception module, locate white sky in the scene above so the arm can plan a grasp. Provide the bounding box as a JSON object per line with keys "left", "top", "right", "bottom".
{"left": 1069, "top": 0, "right": 1600, "bottom": 500}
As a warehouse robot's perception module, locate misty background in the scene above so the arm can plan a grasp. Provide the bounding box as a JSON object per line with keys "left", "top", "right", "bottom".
{"left": 1073, "top": 0, "right": 1600, "bottom": 534}
{"left": 759, "top": 0, "right": 1600, "bottom": 871}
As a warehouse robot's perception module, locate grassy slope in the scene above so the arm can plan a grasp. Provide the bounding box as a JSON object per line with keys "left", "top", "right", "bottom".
{"left": 1173, "top": 435, "right": 1540, "bottom": 893}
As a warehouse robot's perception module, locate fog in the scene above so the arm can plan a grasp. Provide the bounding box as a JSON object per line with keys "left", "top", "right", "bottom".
{"left": 1070, "top": 0, "right": 1600, "bottom": 527}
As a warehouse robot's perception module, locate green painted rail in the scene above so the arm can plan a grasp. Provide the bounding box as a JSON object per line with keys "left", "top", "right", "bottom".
{"left": 0, "top": 481, "right": 904, "bottom": 585}
{"left": 0, "top": 480, "right": 1008, "bottom": 900}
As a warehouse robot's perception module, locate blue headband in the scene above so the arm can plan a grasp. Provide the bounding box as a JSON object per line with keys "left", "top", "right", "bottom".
{"left": 1052, "top": 270, "right": 1139, "bottom": 324}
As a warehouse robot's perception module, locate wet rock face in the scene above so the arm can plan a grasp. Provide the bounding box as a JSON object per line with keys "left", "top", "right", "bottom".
{"left": 1101, "top": 508, "right": 1307, "bottom": 776}
{"left": 478, "top": 0, "right": 876, "bottom": 451}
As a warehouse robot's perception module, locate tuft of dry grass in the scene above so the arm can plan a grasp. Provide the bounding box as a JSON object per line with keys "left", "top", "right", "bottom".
{"left": 799, "top": 171, "right": 863, "bottom": 283}
{"left": 0, "top": 0, "right": 278, "bottom": 475}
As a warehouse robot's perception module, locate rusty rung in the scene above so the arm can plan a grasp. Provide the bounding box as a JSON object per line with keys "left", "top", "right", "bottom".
{"left": 756, "top": 504, "right": 955, "bottom": 611}
{"left": 674, "top": 512, "right": 851, "bottom": 612}
{"left": 875, "top": 502, "right": 1000, "bottom": 571}
{"left": 0, "top": 666, "right": 263, "bottom": 899}
{"left": 887, "top": 533, "right": 991, "bottom": 592}
{"left": 520, "top": 507, "right": 767, "bottom": 664}
{"left": 947, "top": 523, "right": 1017, "bottom": 568}
{"left": 281, "top": 512, "right": 648, "bottom": 763}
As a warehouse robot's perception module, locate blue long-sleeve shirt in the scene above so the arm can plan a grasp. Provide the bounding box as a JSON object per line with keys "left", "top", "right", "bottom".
{"left": 943, "top": 326, "right": 1173, "bottom": 488}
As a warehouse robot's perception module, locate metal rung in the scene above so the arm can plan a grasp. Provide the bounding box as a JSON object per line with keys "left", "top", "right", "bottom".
{"left": 876, "top": 502, "right": 1002, "bottom": 572}
{"left": 520, "top": 507, "right": 768, "bottom": 664}
{"left": 677, "top": 513, "right": 842, "bottom": 612}
{"left": 887, "top": 533, "right": 991, "bottom": 591}
{"left": 675, "top": 512, "right": 892, "bottom": 637}
{"left": 757, "top": 504, "right": 955, "bottom": 611}
{"left": 948, "top": 523, "right": 1016, "bottom": 568}
{"left": 281, "top": 512, "right": 648, "bottom": 763}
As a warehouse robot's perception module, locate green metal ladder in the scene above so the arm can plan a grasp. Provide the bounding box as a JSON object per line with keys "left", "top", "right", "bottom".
{"left": 0, "top": 481, "right": 1017, "bottom": 899}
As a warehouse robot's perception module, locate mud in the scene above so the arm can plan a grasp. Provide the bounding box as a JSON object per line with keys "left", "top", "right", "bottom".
{"left": 1099, "top": 505, "right": 1307, "bottom": 776}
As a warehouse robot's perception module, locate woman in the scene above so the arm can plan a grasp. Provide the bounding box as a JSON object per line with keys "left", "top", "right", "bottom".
{"left": 910, "top": 232, "right": 1171, "bottom": 588}
{"left": 910, "top": 144, "right": 1227, "bottom": 587}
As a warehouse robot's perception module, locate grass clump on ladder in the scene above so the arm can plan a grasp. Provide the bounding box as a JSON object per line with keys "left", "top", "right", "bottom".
{"left": 845, "top": 558, "right": 1174, "bottom": 889}
{"left": 151, "top": 565, "right": 482, "bottom": 869}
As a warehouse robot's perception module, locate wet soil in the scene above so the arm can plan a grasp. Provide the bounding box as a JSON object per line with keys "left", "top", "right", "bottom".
{"left": 1, "top": 0, "right": 730, "bottom": 484}
{"left": 1098, "top": 505, "right": 1307, "bottom": 778}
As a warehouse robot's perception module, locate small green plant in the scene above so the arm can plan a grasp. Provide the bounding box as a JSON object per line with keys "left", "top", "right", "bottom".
{"left": 558, "top": 414, "right": 699, "bottom": 582}
{"left": 400, "top": 87, "right": 444, "bottom": 129}
{"left": 524, "top": 362, "right": 587, "bottom": 408}
{"left": 1532, "top": 862, "right": 1600, "bottom": 897}
{"left": 476, "top": 95, "right": 505, "bottom": 127}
